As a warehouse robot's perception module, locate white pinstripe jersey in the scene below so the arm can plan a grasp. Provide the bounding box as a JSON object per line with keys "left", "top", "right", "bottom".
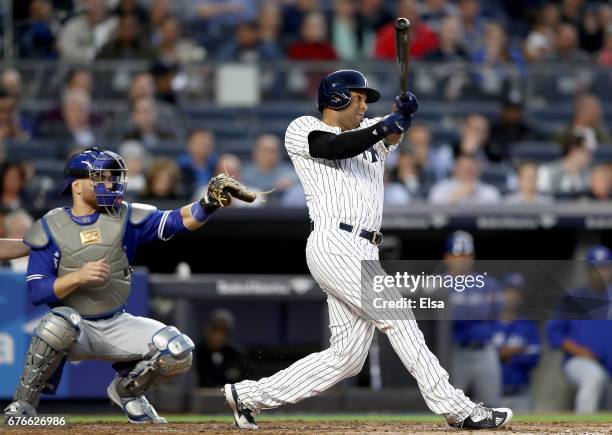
{"left": 285, "top": 116, "right": 398, "bottom": 231}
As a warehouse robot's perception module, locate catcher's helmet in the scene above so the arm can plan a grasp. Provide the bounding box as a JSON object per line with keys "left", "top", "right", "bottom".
{"left": 586, "top": 245, "right": 611, "bottom": 266}
{"left": 317, "top": 69, "right": 380, "bottom": 113}
{"left": 61, "top": 147, "right": 127, "bottom": 216}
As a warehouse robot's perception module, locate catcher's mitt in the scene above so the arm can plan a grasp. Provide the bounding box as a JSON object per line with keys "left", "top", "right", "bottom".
{"left": 205, "top": 174, "right": 257, "bottom": 208}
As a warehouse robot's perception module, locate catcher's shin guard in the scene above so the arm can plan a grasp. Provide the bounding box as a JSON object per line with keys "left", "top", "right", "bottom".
{"left": 12, "top": 307, "right": 81, "bottom": 407}
{"left": 114, "top": 326, "right": 194, "bottom": 397}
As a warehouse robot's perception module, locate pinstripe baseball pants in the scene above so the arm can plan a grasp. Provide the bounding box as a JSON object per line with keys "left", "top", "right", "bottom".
{"left": 235, "top": 224, "right": 475, "bottom": 422}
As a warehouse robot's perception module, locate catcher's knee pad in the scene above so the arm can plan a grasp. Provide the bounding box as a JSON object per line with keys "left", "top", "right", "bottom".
{"left": 14, "top": 307, "right": 81, "bottom": 405}
{"left": 116, "top": 326, "right": 194, "bottom": 397}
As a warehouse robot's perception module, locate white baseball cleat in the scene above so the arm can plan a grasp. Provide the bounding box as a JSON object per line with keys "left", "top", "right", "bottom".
{"left": 448, "top": 404, "right": 513, "bottom": 430}
{"left": 224, "top": 383, "right": 258, "bottom": 430}
{"left": 106, "top": 376, "right": 167, "bottom": 424}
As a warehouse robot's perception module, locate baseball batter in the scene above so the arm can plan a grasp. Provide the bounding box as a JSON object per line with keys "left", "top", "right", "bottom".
{"left": 224, "top": 70, "right": 513, "bottom": 430}
{"left": 3, "top": 147, "right": 254, "bottom": 423}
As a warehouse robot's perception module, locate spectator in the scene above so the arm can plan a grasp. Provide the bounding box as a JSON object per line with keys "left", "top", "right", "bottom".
{"left": 258, "top": 0, "right": 282, "bottom": 43}
{"left": 525, "top": 3, "right": 560, "bottom": 62}
{"left": 148, "top": 0, "right": 172, "bottom": 45}
{"left": 65, "top": 68, "right": 94, "bottom": 96}
{"left": 560, "top": 0, "right": 583, "bottom": 26}
{"left": 597, "top": 23, "right": 612, "bottom": 67}
{"left": 547, "top": 246, "right": 612, "bottom": 413}
{"left": 123, "top": 96, "right": 177, "bottom": 148}
{"left": 18, "top": 0, "right": 58, "bottom": 58}
{"left": 429, "top": 154, "right": 501, "bottom": 204}
{"left": 178, "top": 129, "right": 218, "bottom": 194}
{"left": 3, "top": 209, "right": 33, "bottom": 272}
{"left": 216, "top": 20, "right": 282, "bottom": 61}
{"left": 58, "top": 0, "right": 118, "bottom": 62}
{"left": 195, "top": 309, "right": 246, "bottom": 388}
{"left": 488, "top": 97, "right": 539, "bottom": 162}
{"left": 374, "top": 0, "right": 438, "bottom": 60}
{"left": 445, "top": 231, "right": 503, "bottom": 405}
{"left": 538, "top": 136, "right": 592, "bottom": 197}
{"left": 58, "top": 90, "right": 97, "bottom": 152}
{"left": 242, "top": 134, "right": 296, "bottom": 204}
{"left": 330, "top": 0, "right": 359, "bottom": 60}
{"left": 153, "top": 16, "right": 205, "bottom": 64}
{"left": 406, "top": 122, "right": 453, "bottom": 182}
{"left": 150, "top": 60, "right": 180, "bottom": 105}
{"left": 492, "top": 273, "right": 540, "bottom": 412}
{"left": 126, "top": 71, "right": 184, "bottom": 135}
{"left": 587, "top": 164, "right": 612, "bottom": 201}
{"left": 457, "top": 0, "right": 487, "bottom": 56}
{"left": 97, "top": 13, "right": 152, "bottom": 59}
{"left": 118, "top": 140, "right": 149, "bottom": 199}
{"left": 281, "top": 0, "right": 320, "bottom": 48}
{"left": 558, "top": 93, "right": 610, "bottom": 151}
{"left": 425, "top": 15, "right": 469, "bottom": 61}
{"left": 141, "top": 157, "right": 182, "bottom": 200}
{"left": 420, "top": 0, "right": 459, "bottom": 33}
{"left": 546, "top": 23, "right": 591, "bottom": 62}
{"left": 578, "top": 3, "right": 604, "bottom": 53}
{"left": 113, "top": 0, "right": 149, "bottom": 25}
{"left": 391, "top": 151, "right": 420, "bottom": 200}
{"left": 471, "top": 22, "right": 525, "bottom": 98}
{"left": 506, "top": 161, "right": 553, "bottom": 205}
{"left": 0, "top": 80, "right": 31, "bottom": 141}
{"left": 289, "top": 12, "right": 338, "bottom": 60}
{"left": 452, "top": 113, "right": 491, "bottom": 161}
{"left": 0, "top": 162, "right": 28, "bottom": 211}
{"left": 356, "top": 0, "right": 393, "bottom": 56}
{"left": 194, "top": 0, "right": 257, "bottom": 42}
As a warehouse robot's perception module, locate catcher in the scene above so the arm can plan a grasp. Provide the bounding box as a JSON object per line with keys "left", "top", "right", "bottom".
{"left": 3, "top": 147, "right": 255, "bottom": 423}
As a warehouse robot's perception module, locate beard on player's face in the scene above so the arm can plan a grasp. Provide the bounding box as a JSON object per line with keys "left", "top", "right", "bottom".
{"left": 339, "top": 91, "right": 368, "bottom": 130}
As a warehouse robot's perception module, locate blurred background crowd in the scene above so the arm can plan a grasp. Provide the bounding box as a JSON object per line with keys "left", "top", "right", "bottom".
{"left": 0, "top": 0, "right": 609, "bottom": 227}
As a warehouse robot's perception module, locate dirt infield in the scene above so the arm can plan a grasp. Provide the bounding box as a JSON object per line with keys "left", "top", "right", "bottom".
{"left": 3, "top": 420, "right": 611, "bottom": 434}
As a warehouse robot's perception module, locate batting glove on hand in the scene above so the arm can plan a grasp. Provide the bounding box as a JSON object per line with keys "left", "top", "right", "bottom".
{"left": 375, "top": 112, "right": 412, "bottom": 136}
{"left": 394, "top": 92, "right": 419, "bottom": 117}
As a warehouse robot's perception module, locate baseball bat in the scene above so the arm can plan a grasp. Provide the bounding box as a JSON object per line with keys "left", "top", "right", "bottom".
{"left": 395, "top": 17, "right": 411, "bottom": 93}
{"left": 0, "top": 238, "right": 30, "bottom": 260}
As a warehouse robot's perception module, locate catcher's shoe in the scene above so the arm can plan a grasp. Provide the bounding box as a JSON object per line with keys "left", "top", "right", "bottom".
{"left": 107, "top": 376, "right": 167, "bottom": 424}
{"left": 224, "top": 383, "right": 258, "bottom": 430}
{"left": 4, "top": 400, "right": 37, "bottom": 421}
{"left": 448, "top": 404, "right": 513, "bottom": 430}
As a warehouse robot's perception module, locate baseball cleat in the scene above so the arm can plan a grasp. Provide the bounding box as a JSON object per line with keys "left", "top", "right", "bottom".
{"left": 4, "top": 400, "right": 37, "bottom": 421}
{"left": 224, "top": 383, "right": 258, "bottom": 430}
{"left": 448, "top": 404, "right": 513, "bottom": 430}
{"left": 107, "top": 376, "right": 167, "bottom": 424}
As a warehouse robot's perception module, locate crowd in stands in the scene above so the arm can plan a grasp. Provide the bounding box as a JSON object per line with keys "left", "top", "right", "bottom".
{"left": 0, "top": 0, "right": 610, "bottom": 229}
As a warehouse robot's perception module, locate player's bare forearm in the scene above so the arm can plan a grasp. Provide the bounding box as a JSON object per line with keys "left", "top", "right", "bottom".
{"left": 53, "top": 272, "right": 83, "bottom": 300}
{"left": 561, "top": 338, "right": 596, "bottom": 359}
{"left": 181, "top": 203, "right": 208, "bottom": 231}
{"left": 0, "top": 238, "right": 30, "bottom": 260}
{"left": 385, "top": 133, "right": 402, "bottom": 145}
{"left": 53, "top": 259, "right": 111, "bottom": 299}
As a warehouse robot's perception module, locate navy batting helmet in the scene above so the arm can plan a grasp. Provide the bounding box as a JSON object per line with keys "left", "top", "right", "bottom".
{"left": 317, "top": 70, "right": 380, "bottom": 113}
{"left": 445, "top": 231, "right": 475, "bottom": 256}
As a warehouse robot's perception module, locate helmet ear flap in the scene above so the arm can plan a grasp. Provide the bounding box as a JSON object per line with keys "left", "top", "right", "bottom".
{"left": 328, "top": 91, "right": 352, "bottom": 110}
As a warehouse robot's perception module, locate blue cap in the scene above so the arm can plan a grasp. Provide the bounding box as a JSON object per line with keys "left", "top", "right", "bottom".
{"left": 60, "top": 148, "right": 104, "bottom": 195}
{"left": 501, "top": 272, "right": 525, "bottom": 290}
{"left": 445, "top": 231, "right": 474, "bottom": 256}
{"left": 586, "top": 245, "right": 611, "bottom": 266}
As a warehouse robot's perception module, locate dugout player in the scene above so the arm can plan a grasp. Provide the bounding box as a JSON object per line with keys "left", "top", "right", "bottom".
{"left": 223, "top": 70, "right": 513, "bottom": 430}
{"left": 3, "top": 147, "right": 253, "bottom": 423}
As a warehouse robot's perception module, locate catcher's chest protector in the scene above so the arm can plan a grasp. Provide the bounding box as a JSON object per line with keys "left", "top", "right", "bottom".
{"left": 44, "top": 203, "right": 131, "bottom": 317}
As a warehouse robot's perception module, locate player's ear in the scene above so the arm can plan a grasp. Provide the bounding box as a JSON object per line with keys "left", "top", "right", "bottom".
{"left": 72, "top": 179, "right": 82, "bottom": 195}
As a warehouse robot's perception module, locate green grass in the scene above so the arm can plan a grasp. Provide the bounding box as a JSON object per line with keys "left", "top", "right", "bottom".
{"left": 69, "top": 413, "right": 612, "bottom": 424}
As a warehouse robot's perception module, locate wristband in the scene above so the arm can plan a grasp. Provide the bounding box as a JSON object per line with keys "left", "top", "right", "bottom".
{"left": 191, "top": 201, "right": 215, "bottom": 222}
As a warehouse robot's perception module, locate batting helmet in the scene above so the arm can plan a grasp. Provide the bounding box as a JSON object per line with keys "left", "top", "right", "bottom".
{"left": 317, "top": 70, "right": 380, "bottom": 113}
{"left": 586, "top": 245, "right": 611, "bottom": 266}
{"left": 445, "top": 231, "right": 475, "bottom": 256}
{"left": 61, "top": 147, "right": 127, "bottom": 217}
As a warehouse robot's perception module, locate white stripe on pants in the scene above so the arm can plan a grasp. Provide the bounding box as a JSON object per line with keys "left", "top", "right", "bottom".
{"left": 235, "top": 227, "right": 475, "bottom": 422}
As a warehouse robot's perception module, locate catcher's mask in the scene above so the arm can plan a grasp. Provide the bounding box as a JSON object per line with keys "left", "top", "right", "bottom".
{"left": 61, "top": 147, "right": 128, "bottom": 217}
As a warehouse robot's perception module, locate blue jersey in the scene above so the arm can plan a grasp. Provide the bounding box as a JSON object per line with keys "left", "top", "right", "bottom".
{"left": 450, "top": 274, "right": 503, "bottom": 346}
{"left": 492, "top": 320, "right": 540, "bottom": 393}
{"left": 547, "top": 319, "right": 612, "bottom": 376}
{"left": 552, "top": 284, "right": 612, "bottom": 320}
{"left": 25, "top": 204, "right": 191, "bottom": 306}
